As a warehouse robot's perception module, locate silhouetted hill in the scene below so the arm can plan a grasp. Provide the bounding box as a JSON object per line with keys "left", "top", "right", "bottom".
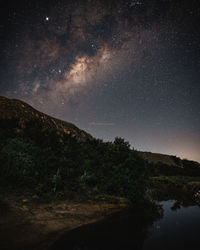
{"left": 138, "top": 152, "right": 180, "bottom": 166}
{"left": 138, "top": 151, "right": 200, "bottom": 177}
{"left": 0, "top": 96, "right": 199, "bottom": 168}
{"left": 0, "top": 96, "right": 93, "bottom": 142}
{"left": 0, "top": 96, "right": 149, "bottom": 202}
{"left": 139, "top": 151, "right": 199, "bottom": 168}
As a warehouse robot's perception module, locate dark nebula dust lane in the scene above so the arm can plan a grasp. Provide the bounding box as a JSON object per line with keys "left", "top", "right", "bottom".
{"left": 0, "top": 0, "right": 200, "bottom": 161}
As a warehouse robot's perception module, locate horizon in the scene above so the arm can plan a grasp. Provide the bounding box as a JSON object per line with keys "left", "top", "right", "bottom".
{"left": 0, "top": 0, "right": 199, "bottom": 162}
{"left": 1, "top": 95, "right": 199, "bottom": 163}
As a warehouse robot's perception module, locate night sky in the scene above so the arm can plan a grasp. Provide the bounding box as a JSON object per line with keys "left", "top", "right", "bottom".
{"left": 0, "top": 0, "right": 200, "bottom": 161}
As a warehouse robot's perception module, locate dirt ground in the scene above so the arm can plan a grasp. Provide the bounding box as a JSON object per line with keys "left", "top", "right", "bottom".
{"left": 0, "top": 195, "right": 127, "bottom": 250}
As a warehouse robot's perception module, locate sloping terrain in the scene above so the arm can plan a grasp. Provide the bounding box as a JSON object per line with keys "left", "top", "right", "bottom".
{"left": 0, "top": 96, "right": 93, "bottom": 142}
{"left": 0, "top": 96, "right": 200, "bottom": 250}
{"left": 138, "top": 151, "right": 180, "bottom": 166}
{"left": 1, "top": 96, "right": 199, "bottom": 167}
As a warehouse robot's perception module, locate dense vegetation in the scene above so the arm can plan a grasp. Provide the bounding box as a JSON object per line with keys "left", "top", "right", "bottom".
{"left": 0, "top": 121, "right": 148, "bottom": 203}
{"left": 145, "top": 160, "right": 200, "bottom": 204}
{"left": 1, "top": 96, "right": 200, "bottom": 205}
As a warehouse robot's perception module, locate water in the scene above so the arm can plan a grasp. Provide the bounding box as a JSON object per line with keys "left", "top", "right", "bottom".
{"left": 50, "top": 200, "right": 200, "bottom": 250}
{"left": 143, "top": 200, "right": 200, "bottom": 249}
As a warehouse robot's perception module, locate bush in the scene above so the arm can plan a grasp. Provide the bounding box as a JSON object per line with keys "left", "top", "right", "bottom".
{"left": 0, "top": 137, "right": 38, "bottom": 187}
{"left": 0, "top": 133, "right": 149, "bottom": 203}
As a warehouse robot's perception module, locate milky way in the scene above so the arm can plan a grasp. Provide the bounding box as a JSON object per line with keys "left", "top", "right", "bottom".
{"left": 0, "top": 0, "right": 200, "bottom": 161}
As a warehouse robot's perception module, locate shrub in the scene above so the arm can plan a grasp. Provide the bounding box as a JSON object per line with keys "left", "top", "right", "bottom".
{"left": 0, "top": 134, "right": 149, "bottom": 203}
{"left": 0, "top": 137, "right": 38, "bottom": 187}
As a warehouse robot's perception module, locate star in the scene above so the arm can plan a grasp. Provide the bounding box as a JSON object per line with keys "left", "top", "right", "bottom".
{"left": 0, "top": 0, "right": 199, "bottom": 162}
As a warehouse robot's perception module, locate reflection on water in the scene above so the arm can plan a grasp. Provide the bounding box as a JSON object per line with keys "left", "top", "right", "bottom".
{"left": 143, "top": 200, "right": 200, "bottom": 250}
{"left": 50, "top": 201, "right": 200, "bottom": 250}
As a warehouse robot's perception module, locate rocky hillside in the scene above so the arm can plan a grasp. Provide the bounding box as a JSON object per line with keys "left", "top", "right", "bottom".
{"left": 0, "top": 96, "right": 199, "bottom": 169}
{"left": 0, "top": 96, "right": 93, "bottom": 142}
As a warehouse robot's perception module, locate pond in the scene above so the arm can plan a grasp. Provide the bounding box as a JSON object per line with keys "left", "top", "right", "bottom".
{"left": 143, "top": 200, "right": 200, "bottom": 249}
{"left": 50, "top": 200, "right": 200, "bottom": 250}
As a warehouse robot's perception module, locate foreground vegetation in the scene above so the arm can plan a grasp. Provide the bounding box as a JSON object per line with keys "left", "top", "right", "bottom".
{"left": 0, "top": 122, "right": 149, "bottom": 204}
{"left": 0, "top": 112, "right": 200, "bottom": 206}
{"left": 1, "top": 97, "right": 200, "bottom": 250}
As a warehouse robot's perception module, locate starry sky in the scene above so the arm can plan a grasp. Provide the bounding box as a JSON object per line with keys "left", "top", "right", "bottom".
{"left": 0, "top": 0, "right": 200, "bottom": 162}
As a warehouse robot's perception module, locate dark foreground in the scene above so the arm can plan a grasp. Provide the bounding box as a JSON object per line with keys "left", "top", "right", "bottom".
{"left": 50, "top": 200, "right": 200, "bottom": 250}
{"left": 1, "top": 196, "right": 200, "bottom": 250}
{"left": 0, "top": 196, "right": 127, "bottom": 250}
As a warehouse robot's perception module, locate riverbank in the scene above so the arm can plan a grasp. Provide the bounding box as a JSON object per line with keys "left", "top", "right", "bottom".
{"left": 0, "top": 194, "right": 128, "bottom": 250}
{"left": 1, "top": 174, "right": 200, "bottom": 250}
